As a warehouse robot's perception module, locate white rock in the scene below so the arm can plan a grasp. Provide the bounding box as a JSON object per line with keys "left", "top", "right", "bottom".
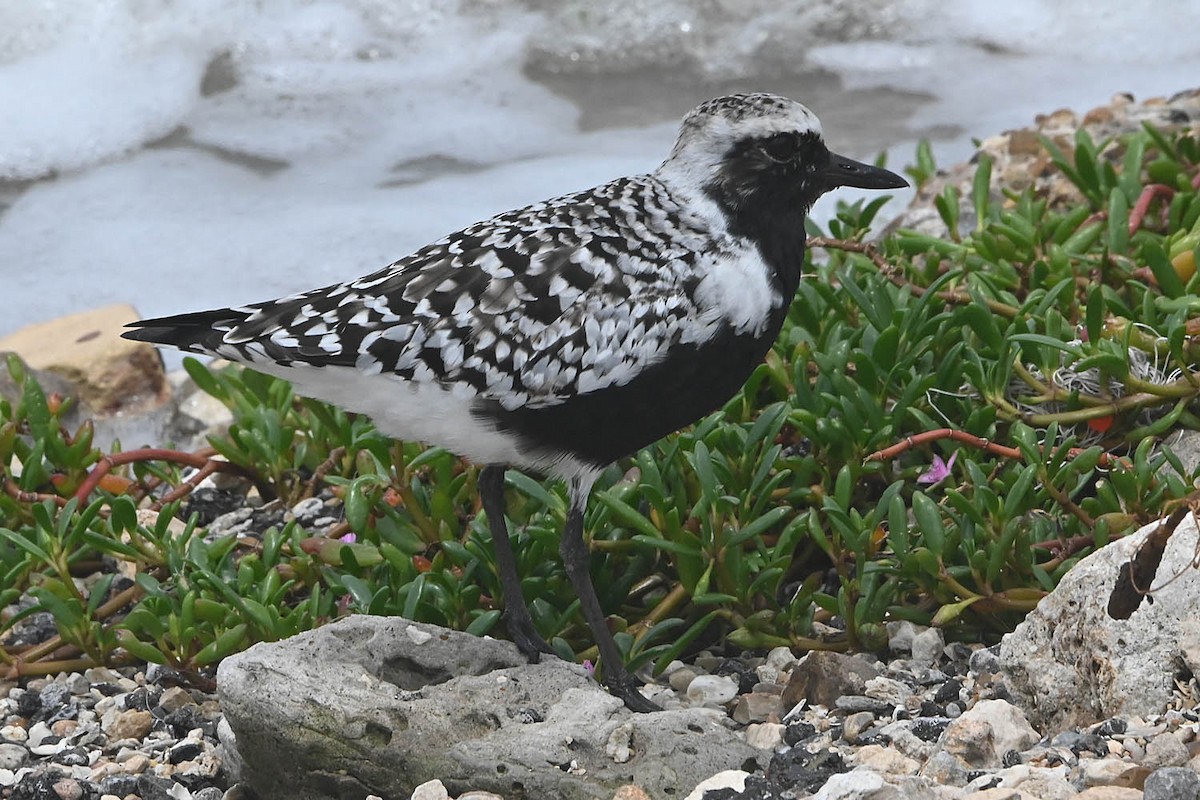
{"left": 999, "top": 512, "right": 1200, "bottom": 729}
{"left": 854, "top": 744, "right": 920, "bottom": 776}
{"left": 744, "top": 722, "right": 785, "bottom": 750}
{"left": 410, "top": 778, "right": 449, "bottom": 800}
{"left": 1080, "top": 757, "right": 1141, "bottom": 787}
{"left": 606, "top": 723, "right": 634, "bottom": 763}
{"left": 886, "top": 621, "right": 921, "bottom": 654}
{"left": 683, "top": 770, "right": 748, "bottom": 800}
{"left": 755, "top": 663, "right": 779, "bottom": 685}
{"left": 910, "top": 628, "right": 945, "bottom": 668}
{"left": 0, "top": 726, "right": 27, "bottom": 743}
{"left": 686, "top": 674, "right": 738, "bottom": 706}
{"left": 766, "top": 646, "right": 797, "bottom": 670}
{"left": 24, "top": 722, "right": 53, "bottom": 750}
{"left": 405, "top": 626, "right": 433, "bottom": 645}
{"left": 940, "top": 700, "right": 1039, "bottom": 768}
{"left": 864, "top": 676, "right": 913, "bottom": 705}
{"left": 813, "top": 768, "right": 895, "bottom": 799}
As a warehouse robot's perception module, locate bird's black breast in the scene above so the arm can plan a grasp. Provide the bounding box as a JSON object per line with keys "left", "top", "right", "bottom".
{"left": 477, "top": 311, "right": 788, "bottom": 469}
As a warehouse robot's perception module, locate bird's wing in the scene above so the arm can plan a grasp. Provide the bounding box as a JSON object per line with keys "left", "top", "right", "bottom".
{"left": 125, "top": 177, "right": 724, "bottom": 409}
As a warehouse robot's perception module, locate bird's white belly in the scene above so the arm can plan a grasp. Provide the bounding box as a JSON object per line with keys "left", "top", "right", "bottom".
{"left": 246, "top": 362, "right": 589, "bottom": 478}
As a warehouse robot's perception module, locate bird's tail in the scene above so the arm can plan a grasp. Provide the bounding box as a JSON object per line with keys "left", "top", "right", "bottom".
{"left": 121, "top": 308, "right": 250, "bottom": 356}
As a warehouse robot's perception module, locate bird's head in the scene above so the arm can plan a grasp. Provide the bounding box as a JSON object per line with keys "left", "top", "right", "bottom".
{"left": 657, "top": 93, "right": 907, "bottom": 222}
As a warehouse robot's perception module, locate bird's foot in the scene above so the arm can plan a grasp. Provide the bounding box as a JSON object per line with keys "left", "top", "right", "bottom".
{"left": 507, "top": 616, "right": 556, "bottom": 663}
{"left": 605, "top": 672, "right": 662, "bottom": 713}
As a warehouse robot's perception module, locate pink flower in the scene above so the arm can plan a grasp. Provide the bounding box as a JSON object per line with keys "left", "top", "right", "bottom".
{"left": 917, "top": 452, "right": 957, "bottom": 486}
{"left": 339, "top": 532, "right": 357, "bottom": 544}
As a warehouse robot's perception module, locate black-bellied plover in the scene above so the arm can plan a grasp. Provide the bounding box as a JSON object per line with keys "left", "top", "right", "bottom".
{"left": 124, "top": 93, "right": 907, "bottom": 712}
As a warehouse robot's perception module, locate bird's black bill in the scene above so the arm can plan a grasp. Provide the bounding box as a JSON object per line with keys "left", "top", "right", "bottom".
{"left": 823, "top": 152, "right": 908, "bottom": 190}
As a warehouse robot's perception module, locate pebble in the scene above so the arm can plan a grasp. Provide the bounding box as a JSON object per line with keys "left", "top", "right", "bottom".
{"left": 685, "top": 674, "right": 738, "bottom": 706}
{"left": 411, "top": 778, "right": 450, "bottom": 800}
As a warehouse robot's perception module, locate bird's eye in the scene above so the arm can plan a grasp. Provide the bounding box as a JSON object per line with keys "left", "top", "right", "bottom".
{"left": 761, "top": 133, "right": 800, "bottom": 163}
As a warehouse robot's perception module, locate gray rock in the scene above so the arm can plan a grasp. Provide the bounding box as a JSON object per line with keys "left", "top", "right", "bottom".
{"left": 842, "top": 711, "right": 876, "bottom": 744}
{"left": 0, "top": 742, "right": 28, "bottom": 771}
{"left": 1166, "top": 429, "right": 1200, "bottom": 478}
{"left": 886, "top": 621, "right": 920, "bottom": 655}
{"left": 686, "top": 674, "right": 737, "bottom": 706}
{"left": 909, "top": 628, "right": 945, "bottom": 669}
{"left": 938, "top": 699, "right": 1039, "bottom": 768}
{"left": 917, "top": 750, "right": 968, "bottom": 786}
{"left": 1142, "top": 732, "right": 1190, "bottom": 769}
{"left": 784, "top": 651, "right": 882, "bottom": 708}
{"left": 732, "top": 692, "right": 784, "bottom": 724}
{"left": 999, "top": 513, "right": 1200, "bottom": 730}
{"left": 968, "top": 645, "right": 1001, "bottom": 675}
{"left": 810, "top": 768, "right": 898, "bottom": 799}
{"left": 217, "top": 616, "right": 764, "bottom": 800}
{"left": 1144, "top": 766, "right": 1200, "bottom": 800}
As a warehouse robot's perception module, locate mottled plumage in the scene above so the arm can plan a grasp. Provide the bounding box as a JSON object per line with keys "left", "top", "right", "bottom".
{"left": 125, "top": 93, "right": 907, "bottom": 711}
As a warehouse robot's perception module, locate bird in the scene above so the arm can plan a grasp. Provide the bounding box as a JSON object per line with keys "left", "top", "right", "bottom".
{"left": 123, "top": 92, "right": 907, "bottom": 712}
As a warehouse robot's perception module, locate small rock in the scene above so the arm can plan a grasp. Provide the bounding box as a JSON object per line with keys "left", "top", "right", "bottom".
{"left": 121, "top": 753, "right": 151, "bottom": 774}
{"left": 1010, "top": 768, "right": 1077, "bottom": 800}
{"left": 136, "top": 774, "right": 185, "bottom": 800}
{"left": 766, "top": 646, "right": 797, "bottom": 670}
{"left": 811, "top": 768, "right": 886, "bottom": 799}
{"left": 51, "top": 778, "right": 84, "bottom": 800}
{"left": 50, "top": 719, "right": 78, "bottom": 738}
{"left": 1075, "top": 788, "right": 1149, "bottom": 800}
{"left": 1142, "top": 732, "right": 1189, "bottom": 769}
{"left": 64, "top": 674, "right": 91, "bottom": 696}
{"left": 744, "top": 722, "right": 785, "bottom": 750}
{"left": 835, "top": 695, "right": 893, "bottom": 715}
{"left": 842, "top": 711, "right": 877, "bottom": 744}
{"left": 754, "top": 664, "right": 779, "bottom": 685}
{"left": 732, "top": 692, "right": 784, "bottom": 724}
{"left": 606, "top": 723, "right": 633, "bottom": 763}
{"left": 934, "top": 678, "right": 964, "bottom": 705}
{"left": 941, "top": 700, "right": 1039, "bottom": 767}
{"left": 1142, "top": 767, "right": 1200, "bottom": 796}
{"left": 969, "top": 645, "right": 1002, "bottom": 674}
{"left": 38, "top": 683, "right": 72, "bottom": 714}
{"left": 0, "top": 742, "right": 28, "bottom": 770}
{"left": 0, "top": 304, "right": 168, "bottom": 414}
{"left": 1081, "top": 758, "right": 1144, "bottom": 787}
{"left": 410, "top": 779, "right": 449, "bottom": 800}
{"left": 1144, "top": 766, "right": 1200, "bottom": 800}
{"left": 855, "top": 744, "right": 920, "bottom": 776}
{"left": 158, "top": 687, "right": 195, "bottom": 714}
{"left": 888, "top": 621, "right": 921, "bottom": 654}
{"left": 684, "top": 770, "right": 748, "bottom": 800}
{"left": 668, "top": 668, "right": 697, "bottom": 693}
{"left": 169, "top": 739, "right": 204, "bottom": 764}
{"left": 1, "top": 725, "right": 28, "bottom": 743}
{"left": 686, "top": 674, "right": 738, "bottom": 706}
{"left": 25, "top": 721, "right": 56, "bottom": 749}
{"left": 864, "top": 676, "right": 912, "bottom": 705}
{"left": 103, "top": 709, "right": 154, "bottom": 741}
{"left": 920, "top": 749, "right": 970, "bottom": 786}
{"left": 610, "top": 786, "right": 653, "bottom": 800}
{"left": 783, "top": 651, "right": 881, "bottom": 708}
{"left": 911, "top": 628, "right": 946, "bottom": 668}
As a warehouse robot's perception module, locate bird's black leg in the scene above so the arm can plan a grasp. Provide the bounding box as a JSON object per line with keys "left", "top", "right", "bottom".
{"left": 560, "top": 475, "right": 661, "bottom": 713}
{"left": 479, "top": 465, "right": 554, "bottom": 661}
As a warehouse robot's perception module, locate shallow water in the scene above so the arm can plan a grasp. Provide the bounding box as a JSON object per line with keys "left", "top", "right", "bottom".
{"left": 0, "top": 0, "right": 1196, "bottom": 349}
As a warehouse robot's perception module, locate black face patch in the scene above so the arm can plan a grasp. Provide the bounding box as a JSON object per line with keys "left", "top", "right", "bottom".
{"left": 699, "top": 130, "right": 830, "bottom": 300}
{"left": 707, "top": 131, "right": 830, "bottom": 207}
